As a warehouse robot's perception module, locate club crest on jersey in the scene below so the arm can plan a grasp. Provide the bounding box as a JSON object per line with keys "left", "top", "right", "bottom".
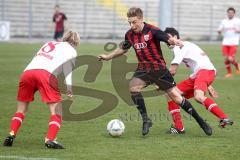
{"left": 144, "top": 34, "right": 149, "bottom": 41}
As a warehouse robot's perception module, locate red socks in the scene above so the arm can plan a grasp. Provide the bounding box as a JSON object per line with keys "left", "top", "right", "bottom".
{"left": 168, "top": 101, "right": 184, "bottom": 131}
{"left": 203, "top": 98, "right": 227, "bottom": 119}
{"left": 9, "top": 112, "right": 62, "bottom": 141}
{"left": 46, "top": 114, "right": 62, "bottom": 141}
{"left": 224, "top": 59, "right": 232, "bottom": 74}
{"left": 225, "top": 58, "right": 239, "bottom": 73}
{"left": 231, "top": 59, "right": 239, "bottom": 70}
{"left": 10, "top": 112, "right": 25, "bottom": 136}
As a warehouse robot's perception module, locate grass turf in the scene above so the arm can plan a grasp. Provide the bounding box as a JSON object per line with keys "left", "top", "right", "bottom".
{"left": 0, "top": 42, "right": 239, "bottom": 160}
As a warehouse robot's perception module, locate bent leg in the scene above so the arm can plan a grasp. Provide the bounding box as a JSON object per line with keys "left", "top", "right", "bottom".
{"left": 166, "top": 87, "right": 212, "bottom": 136}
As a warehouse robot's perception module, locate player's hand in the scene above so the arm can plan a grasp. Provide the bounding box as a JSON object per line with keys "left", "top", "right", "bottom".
{"left": 66, "top": 90, "right": 73, "bottom": 99}
{"left": 208, "top": 85, "right": 218, "bottom": 98}
{"left": 98, "top": 54, "right": 111, "bottom": 61}
{"left": 168, "top": 45, "right": 175, "bottom": 49}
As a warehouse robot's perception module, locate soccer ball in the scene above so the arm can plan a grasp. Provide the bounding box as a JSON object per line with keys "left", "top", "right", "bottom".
{"left": 107, "top": 119, "right": 125, "bottom": 137}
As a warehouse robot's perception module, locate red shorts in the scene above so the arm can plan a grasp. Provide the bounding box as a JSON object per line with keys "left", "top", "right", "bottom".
{"left": 222, "top": 45, "right": 238, "bottom": 57}
{"left": 17, "top": 69, "right": 61, "bottom": 103}
{"left": 177, "top": 69, "right": 215, "bottom": 99}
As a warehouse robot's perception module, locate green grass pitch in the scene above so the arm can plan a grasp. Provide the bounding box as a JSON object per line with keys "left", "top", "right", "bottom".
{"left": 0, "top": 42, "right": 239, "bottom": 160}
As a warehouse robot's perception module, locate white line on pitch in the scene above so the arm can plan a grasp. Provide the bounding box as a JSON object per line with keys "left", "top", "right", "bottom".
{"left": 0, "top": 155, "right": 59, "bottom": 160}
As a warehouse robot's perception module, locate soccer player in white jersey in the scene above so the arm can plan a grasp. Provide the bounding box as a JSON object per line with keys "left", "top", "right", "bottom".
{"left": 218, "top": 7, "right": 240, "bottom": 78}
{"left": 163, "top": 27, "right": 233, "bottom": 134}
{"left": 3, "top": 30, "right": 80, "bottom": 149}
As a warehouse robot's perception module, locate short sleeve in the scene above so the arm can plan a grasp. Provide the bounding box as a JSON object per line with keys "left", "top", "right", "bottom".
{"left": 53, "top": 14, "right": 56, "bottom": 22}
{"left": 63, "top": 13, "right": 67, "bottom": 20}
{"left": 237, "top": 18, "right": 240, "bottom": 27}
{"left": 218, "top": 20, "right": 224, "bottom": 31}
{"left": 171, "top": 46, "right": 185, "bottom": 64}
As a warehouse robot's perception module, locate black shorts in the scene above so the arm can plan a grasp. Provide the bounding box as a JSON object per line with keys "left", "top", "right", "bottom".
{"left": 132, "top": 69, "right": 176, "bottom": 91}
{"left": 54, "top": 30, "right": 64, "bottom": 40}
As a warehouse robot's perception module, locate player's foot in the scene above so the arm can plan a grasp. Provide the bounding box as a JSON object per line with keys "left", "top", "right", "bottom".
{"left": 3, "top": 135, "right": 15, "bottom": 147}
{"left": 199, "top": 120, "right": 212, "bottom": 136}
{"left": 166, "top": 125, "right": 185, "bottom": 134}
{"left": 219, "top": 118, "right": 234, "bottom": 128}
{"left": 142, "top": 118, "right": 152, "bottom": 136}
{"left": 45, "top": 140, "right": 65, "bottom": 149}
{"left": 236, "top": 70, "right": 240, "bottom": 75}
{"left": 224, "top": 73, "right": 233, "bottom": 78}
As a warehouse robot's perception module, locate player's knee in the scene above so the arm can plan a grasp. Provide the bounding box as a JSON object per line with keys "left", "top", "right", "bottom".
{"left": 194, "top": 94, "right": 204, "bottom": 103}
{"left": 170, "top": 95, "right": 183, "bottom": 105}
{"left": 129, "top": 86, "right": 141, "bottom": 93}
{"left": 228, "top": 56, "right": 233, "bottom": 62}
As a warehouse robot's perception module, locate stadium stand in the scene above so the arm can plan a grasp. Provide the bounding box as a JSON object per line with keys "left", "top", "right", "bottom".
{"left": 0, "top": 0, "right": 240, "bottom": 40}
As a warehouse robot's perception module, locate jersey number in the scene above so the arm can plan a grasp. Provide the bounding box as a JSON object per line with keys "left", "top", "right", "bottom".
{"left": 41, "top": 42, "right": 59, "bottom": 54}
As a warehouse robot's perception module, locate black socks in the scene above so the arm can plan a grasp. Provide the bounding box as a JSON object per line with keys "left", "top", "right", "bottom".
{"left": 180, "top": 99, "right": 204, "bottom": 125}
{"left": 131, "top": 93, "right": 148, "bottom": 121}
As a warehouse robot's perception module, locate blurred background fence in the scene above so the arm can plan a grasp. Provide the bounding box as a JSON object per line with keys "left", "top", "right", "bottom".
{"left": 0, "top": 0, "right": 240, "bottom": 41}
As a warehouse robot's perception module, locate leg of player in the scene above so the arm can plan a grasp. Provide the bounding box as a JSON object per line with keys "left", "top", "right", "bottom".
{"left": 166, "top": 87, "right": 212, "bottom": 136}
{"left": 45, "top": 102, "right": 64, "bottom": 149}
{"left": 129, "top": 78, "right": 152, "bottom": 136}
{"left": 165, "top": 94, "right": 185, "bottom": 134}
{"left": 228, "top": 55, "right": 240, "bottom": 75}
{"left": 3, "top": 101, "right": 29, "bottom": 147}
{"left": 224, "top": 57, "right": 232, "bottom": 78}
{"left": 194, "top": 89, "right": 233, "bottom": 128}
{"left": 165, "top": 95, "right": 185, "bottom": 134}
{"left": 223, "top": 46, "right": 233, "bottom": 78}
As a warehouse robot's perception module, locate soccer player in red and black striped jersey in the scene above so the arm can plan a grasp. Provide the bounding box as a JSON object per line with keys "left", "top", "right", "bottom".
{"left": 98, "top": 7, "right": 212, "bottom": 136}
{"left": 53, "top": 5, "right": 67, "bottom": 41}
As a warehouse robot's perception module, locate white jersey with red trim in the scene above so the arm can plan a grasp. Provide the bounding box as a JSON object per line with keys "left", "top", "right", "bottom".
{"left": 25, "top": 41, "right": 77, "bottom": 86}
{"left": 171, "top": 41, "right": 216, "bottom": 78}
{"left": 218, "top": 17, "right": 240, "bottom": 45}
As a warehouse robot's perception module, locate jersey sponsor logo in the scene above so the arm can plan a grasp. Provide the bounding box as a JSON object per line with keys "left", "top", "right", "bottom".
{"left": 134, "top": 42, "right": 147, "bottom": 49}
{"left": 36, "top": 52, "right": 53, "bottom": 60}
{"left": 144, "top": 34, "right": 150, "bottom": 41}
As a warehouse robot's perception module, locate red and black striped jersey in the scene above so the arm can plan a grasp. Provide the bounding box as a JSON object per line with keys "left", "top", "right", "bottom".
{"left": 124, "top": 22, "right": 170, "bottom": 72}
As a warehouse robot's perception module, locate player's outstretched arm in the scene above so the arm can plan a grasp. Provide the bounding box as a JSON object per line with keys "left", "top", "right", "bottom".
{"left": 98, "top": 48, "right": 128, "bottom": 61}
{"left": 169, "top": 64, "right": 179, "bottom": 76}
{"left": 167, "top": 34, "right": 184, "bottom": 48}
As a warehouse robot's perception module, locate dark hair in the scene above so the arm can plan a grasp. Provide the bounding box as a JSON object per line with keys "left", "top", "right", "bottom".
{"left": 164, "top": 27, "right": 180, "bottom": 39}
{"left": 127, "top": 7, "right": 143, "bottom": 18}
{"left": 227, "top": 7, "right": 235, "bottom": 13}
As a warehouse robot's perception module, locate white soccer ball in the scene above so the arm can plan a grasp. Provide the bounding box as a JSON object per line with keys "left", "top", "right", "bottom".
{"left": 107, "top": 119, "right": 125, "bottom": 137}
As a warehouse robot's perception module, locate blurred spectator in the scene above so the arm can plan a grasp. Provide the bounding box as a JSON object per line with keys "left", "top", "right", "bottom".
{"left": 53, "top": 5, "right": 67, "bottom": 41}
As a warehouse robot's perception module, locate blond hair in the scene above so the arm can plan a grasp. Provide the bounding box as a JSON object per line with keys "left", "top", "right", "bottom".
{"left": 127, "top": 7, "right": 143, "bottom": 19}
{"left": 62, "top": 30, "right": 80, "bottom": 48}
